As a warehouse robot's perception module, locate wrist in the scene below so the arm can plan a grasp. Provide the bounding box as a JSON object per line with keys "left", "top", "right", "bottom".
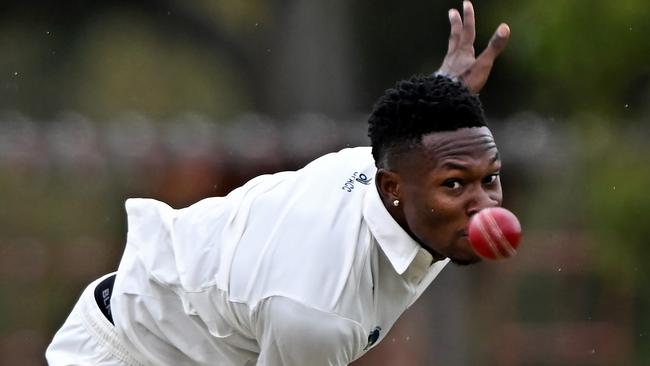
{"left": 433, "top": 70, "right": 460, "bottom": 83}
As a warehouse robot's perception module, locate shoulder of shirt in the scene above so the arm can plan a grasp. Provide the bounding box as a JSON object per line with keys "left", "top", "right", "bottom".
{"left": 224, "top": 146, "right": 373, "bottom": 189}
{"left": 301, "top": 146, "right": 373, "bottom": 170}
{"left": 225, "top": 146, "right": 376, "bottom": 199}
{"left": 220, "top": 146, "right": 377, "bottom": 313}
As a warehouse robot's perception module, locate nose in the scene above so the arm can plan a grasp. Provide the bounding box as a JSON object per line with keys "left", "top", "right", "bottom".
{"left": 467, "top": 186, "right": 499, "bottom": 217}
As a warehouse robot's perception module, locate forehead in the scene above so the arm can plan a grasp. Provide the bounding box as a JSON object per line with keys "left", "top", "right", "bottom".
{"left": 419, "top": 126, "right": 499, "bottom": 168}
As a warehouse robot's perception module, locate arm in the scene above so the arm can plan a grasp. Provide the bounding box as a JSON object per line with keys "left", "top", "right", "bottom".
{"left": 437, "top": 0, "right": 510, "bottom": 94}
{"left": 254, "top": 296, "right": 366, "bottom": 366}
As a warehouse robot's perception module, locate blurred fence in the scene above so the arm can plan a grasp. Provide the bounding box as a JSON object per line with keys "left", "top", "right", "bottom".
{"left": 0, "top": 111, "right": 370, "bottom": 170}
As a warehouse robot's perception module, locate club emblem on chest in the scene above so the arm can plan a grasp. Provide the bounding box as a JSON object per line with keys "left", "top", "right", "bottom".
{"left": 363, "top": 326, "right": 382, "bottom": 350}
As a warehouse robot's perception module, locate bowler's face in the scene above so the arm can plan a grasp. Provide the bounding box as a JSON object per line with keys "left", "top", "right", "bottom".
{"left": 398, "top": 127, "right": 502, "bottom": 264}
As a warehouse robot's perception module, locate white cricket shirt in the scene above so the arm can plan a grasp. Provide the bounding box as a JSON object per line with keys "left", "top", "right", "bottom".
{"left": 111, "top": 147, "right": 449, "bottom": 366}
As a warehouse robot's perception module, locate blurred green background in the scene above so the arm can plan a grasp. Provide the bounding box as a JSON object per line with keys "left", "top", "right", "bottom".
{"left": 1, "top": 1, "right": 649, "bottom": 365}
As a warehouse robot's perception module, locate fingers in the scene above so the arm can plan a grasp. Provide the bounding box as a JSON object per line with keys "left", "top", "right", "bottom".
{"left": 475, "top": 23, "right": 510, "bottom": 67}
{"left": 460, "top": 1, "right": 476, "bottom": 48}
{"left": 465, "top": 23, "right": 510, "bottom": 93}
{"left": 440, "top": 1, "right": 510, "bottom": 92}
{"left": 447, "top": 8, "right": 462, "bottom": 53}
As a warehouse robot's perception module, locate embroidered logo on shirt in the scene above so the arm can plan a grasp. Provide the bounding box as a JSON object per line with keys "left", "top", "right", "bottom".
{"left": 341, "top": 172, "right": 372, "bottom": 192}
{"left": 363, "top": 326, "right": 382, "bottom": 350}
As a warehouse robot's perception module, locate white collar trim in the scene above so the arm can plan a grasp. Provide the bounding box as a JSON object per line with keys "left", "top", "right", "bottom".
{"left": 363, "top": 184, "right": 420, "bottom": 275}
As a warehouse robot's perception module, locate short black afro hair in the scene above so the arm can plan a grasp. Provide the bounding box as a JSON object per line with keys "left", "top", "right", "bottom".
{"left": 368, "top": 74, "right": 487, "bottom": 167}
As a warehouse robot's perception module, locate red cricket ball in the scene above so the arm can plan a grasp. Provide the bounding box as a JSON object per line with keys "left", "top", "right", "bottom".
{"left": 468, "top": 207, "right": 522, "bottom": 260}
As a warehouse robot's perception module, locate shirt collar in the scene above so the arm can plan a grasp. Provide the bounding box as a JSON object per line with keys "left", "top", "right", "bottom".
{"left": 363, "top": 184, "right": 421, "bottom": 275}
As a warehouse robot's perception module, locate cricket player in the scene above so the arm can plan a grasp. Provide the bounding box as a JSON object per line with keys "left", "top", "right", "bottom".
{"left": 46, "top": 2, "right": 511, "bottom": 365}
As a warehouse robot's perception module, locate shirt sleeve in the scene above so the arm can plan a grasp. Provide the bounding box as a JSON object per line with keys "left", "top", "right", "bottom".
{"left": 252, "top": 296, "right": 366, "bottom": 366}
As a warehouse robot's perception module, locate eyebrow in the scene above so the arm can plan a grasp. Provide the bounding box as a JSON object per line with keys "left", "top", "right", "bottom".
{"left": 491, "top": 152, "right": 501, "bottom": 164}
{"left": 439, "top": 152, "right": 501, "bottom": 171}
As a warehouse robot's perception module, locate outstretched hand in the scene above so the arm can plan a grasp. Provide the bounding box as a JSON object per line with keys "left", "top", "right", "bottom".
{"left": 437, "top": 1, "right": 510, "bottom": 94}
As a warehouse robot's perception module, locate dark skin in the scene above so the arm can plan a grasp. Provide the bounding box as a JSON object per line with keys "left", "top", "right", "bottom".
{"left": 376, "top": 127, "right": 502, "bottom": 264}
{"left": 373, "top": 0, "right": 509, "bottom": 264}
{"left": 440, "top": 1, "right": 510, "bottom": 94}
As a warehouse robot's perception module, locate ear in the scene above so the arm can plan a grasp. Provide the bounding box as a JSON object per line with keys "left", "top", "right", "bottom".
{"left": 375, "top": 168, "right": 402, "bottom": 203}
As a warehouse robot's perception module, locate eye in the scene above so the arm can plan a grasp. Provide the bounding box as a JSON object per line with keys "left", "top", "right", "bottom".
{"left": 483, "top": 173, "right": 500, "bottom": 185}
{"left": 442, "top": 179, "right": 463, "bottom": 190}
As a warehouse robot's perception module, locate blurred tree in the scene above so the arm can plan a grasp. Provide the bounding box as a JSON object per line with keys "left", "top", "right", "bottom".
{"left": 582, "top": 118, "right": 650, "bottom": 363}
{"left": 494, "top": 0, "right": 650, "bottom": 118}
{"left": 0, "top": 0, "right": 268, "bottom": 119}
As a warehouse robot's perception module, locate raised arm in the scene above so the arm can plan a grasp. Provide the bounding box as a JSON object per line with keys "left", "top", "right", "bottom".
{"left": 437, "top": 0, "right": 510, "bottom": 94}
